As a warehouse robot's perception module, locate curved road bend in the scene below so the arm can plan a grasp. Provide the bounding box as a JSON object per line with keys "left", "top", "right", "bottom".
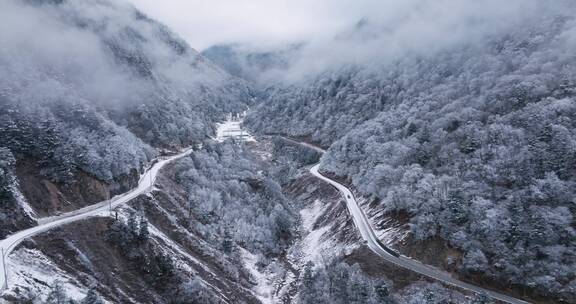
{"left": 285, "top": 137, "right": 530, "bottom": 304}
{"left": 0, "top": 148, "right": 193, "bottom": 291}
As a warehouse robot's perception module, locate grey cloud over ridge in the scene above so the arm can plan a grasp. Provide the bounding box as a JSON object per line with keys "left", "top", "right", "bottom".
{"left": 128, "top": 0, "right": 576, "bottom": 82}
{"left": 128, "top": 0, "right": 382, "bottom": 50}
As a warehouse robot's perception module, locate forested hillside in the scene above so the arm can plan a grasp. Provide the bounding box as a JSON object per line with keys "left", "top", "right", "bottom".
{"left": 174, "top": 141, "right": 296, "bottom": 256}
{"left": 248, "top": 9, "right": 576, "bottom": 303}
{"left": 3, "top": 0, "right": 576, "bottom": 302}
{"left": 5, "top": 141, "right": 296, "bottom": 303}
{"left": 0, "top": 0, "right": 252, "bottom": 233}
{"left": 202, "top": 43, "right": 302, "bottom": 83}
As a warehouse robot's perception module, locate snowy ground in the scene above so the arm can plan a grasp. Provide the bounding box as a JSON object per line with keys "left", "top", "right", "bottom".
{"left": 5, "top": 248, "right": 90, "bottom": 303}
{"left": 289, "top": 199, "right": 357, "bottom": 270}
{"left": 356, "top": 196, "right": 409, "bottom": 247}
{"left": 215, "top": 113, "right": 255, "bottom": 142}
{"left": 240, "top": 248, "right": 275, "bottom": 304}
{"left": 0, "top": 148, "right": 193, "bottom": 297}
{"left": 297, "top": 200, "right": 336, "bottom": 264}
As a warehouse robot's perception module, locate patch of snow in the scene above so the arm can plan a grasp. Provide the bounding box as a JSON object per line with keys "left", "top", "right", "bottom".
{"left": 300, "top": 199, "right": 323, "bottom": 231}
{"left": 289, "top": 195, "right": 364, "bottom": 276}
{"left": 294, "top": 199, "right": 352, "bottom": 265}
{"left": 215, "top": 113, "right": 256, "bottom": 142}
{"left": 357, "top": 197, "right": 409, "bottom": 246}
{"left": 240, "top": 248, "right": 275, "bottom": 304}
{"left": 10, "top": 183, "right": 37, "bottom": 220}
{"left": 300, "top": 225, "right": 331, "bottom": 264}
{"left": 5, "top": 248, "right": 88, "bottom": 302}
{"left": 274, "top": 265, "right": 296, "bottom": 301}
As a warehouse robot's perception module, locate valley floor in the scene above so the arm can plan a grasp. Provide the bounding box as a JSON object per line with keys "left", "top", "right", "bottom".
{"left": 0, "top": 121, "right": 556, "bottom": 304}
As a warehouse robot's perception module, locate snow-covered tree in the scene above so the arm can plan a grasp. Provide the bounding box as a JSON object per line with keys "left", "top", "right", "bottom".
{"left": 45, "top": 280, "right": 70, "bottom": 304}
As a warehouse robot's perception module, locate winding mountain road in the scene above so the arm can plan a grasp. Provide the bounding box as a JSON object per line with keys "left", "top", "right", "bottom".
{"left": 0, "top": 148, "right": 193, "bottom": 292}
{"left": 0, "top": 129, "right": 535, "bottom": 304}
{"left": 289, "top": 139, "right": 530, "bottom": 304}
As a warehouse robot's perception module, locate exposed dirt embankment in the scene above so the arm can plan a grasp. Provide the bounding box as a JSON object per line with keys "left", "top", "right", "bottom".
{"left": 318, "top": 169, "right": 554, "bottom": 304}
{"left": 284, "top": 170, "right": 431, "bottom": 292}
{"left": 15, "top": 158, "right": 139, "bottom": 217}
{"left": 284, "top": 172, "right": 359, "bottom": 245}
{"left": 15, "top": 217, "right": 172, "bottom": 304}
{"left": 4, "top": 163, "right": 261, "bottom": 304}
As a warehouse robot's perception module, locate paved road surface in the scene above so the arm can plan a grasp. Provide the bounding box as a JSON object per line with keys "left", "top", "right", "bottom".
{"left": 0, "top": 148, "right": 192, "bottom": 292}
{"left": 0, "top": 133, "right": 535, "bottom": 304}
{"left": 286, "top": 137, "right": 531, "bottom": 304}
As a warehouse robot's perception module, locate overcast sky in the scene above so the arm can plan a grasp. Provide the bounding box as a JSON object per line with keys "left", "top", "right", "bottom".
{"left": 128, "top": 0, "right": 380, "bottom": 50}
{"left": 127, "top": 0, "right": 569, "bottom": 79}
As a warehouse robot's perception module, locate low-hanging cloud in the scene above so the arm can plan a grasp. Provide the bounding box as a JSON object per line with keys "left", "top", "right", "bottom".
{"left": 0, "top": 0, "right": 237, "bottom": 110}
{"left": 129, "top": 0, "right": 576, "bottom": 83}
{"left": 283, "top": 0, "right": 575, "bottom": 81}
{"left": 0, "top": 0, "right": 151, "bottom": 108}
{"left": 129, "top": 0, "right": 380, "bottom": 51}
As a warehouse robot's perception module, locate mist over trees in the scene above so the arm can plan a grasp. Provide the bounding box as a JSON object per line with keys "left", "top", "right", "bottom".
{"left": 202, "top": 43, "right": 302, "bottom": 83}
{"left": 248, "top": 9, "right": 576, "bottom": 302}
{"left": 2, "top": 0, "right": 575, "bottom": 302}
{"left": 0, "top": 0, "right": 252, "bottom": 193}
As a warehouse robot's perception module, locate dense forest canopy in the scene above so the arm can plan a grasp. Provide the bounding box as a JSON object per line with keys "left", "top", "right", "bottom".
{"left": 247, "top": 5, "right": 576, "bottom": 302}
{"left": 0, "top": 0, "right": 252, "bottom": 184}
{"left": 2, "top": 0, "right": 576, "bottom": 302}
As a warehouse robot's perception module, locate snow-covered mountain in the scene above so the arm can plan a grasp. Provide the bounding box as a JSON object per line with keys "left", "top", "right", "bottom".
{"left": 2, "top": 0, "right": 575, "bottom": 303}
{"left": 202, "top": 43, "right": 302, "bottom": 84}
{"left": 247, "top": 4, "right": 576, "bottom": 303}
{"left": 0, "top": 0, "right": 253, "bottom": 235}
{"left": 0, "top": 0, "right": 262, "bottom": 302}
